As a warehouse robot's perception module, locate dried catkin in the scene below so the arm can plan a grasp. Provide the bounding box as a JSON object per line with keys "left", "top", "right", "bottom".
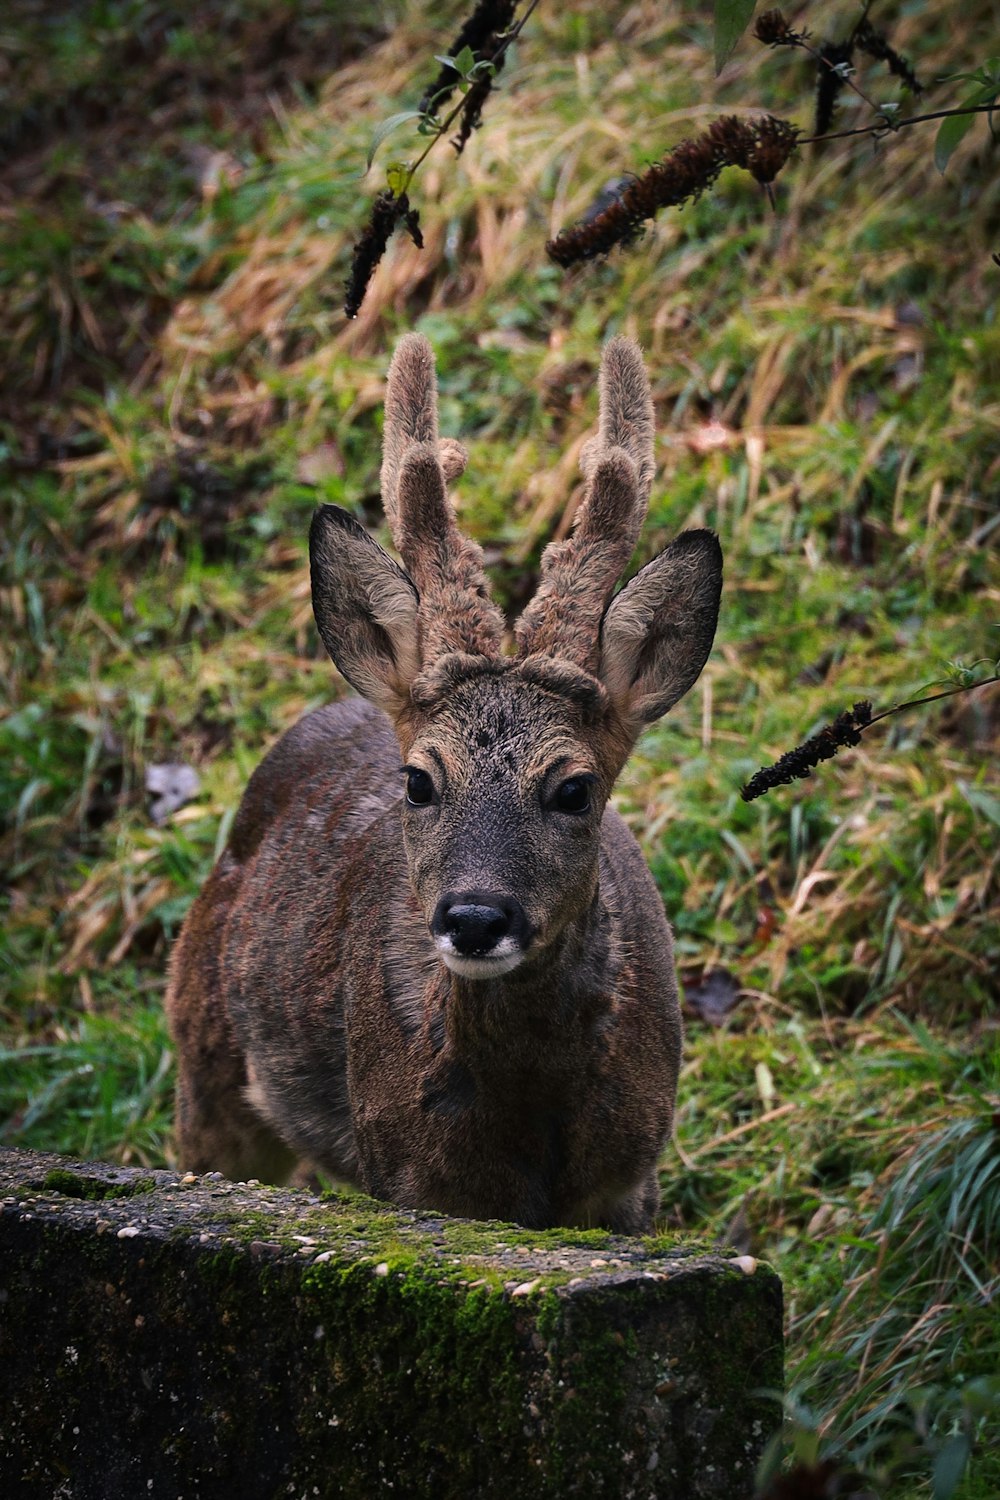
{"left": 741, "top": 701, "right": 873, "bottom": 802}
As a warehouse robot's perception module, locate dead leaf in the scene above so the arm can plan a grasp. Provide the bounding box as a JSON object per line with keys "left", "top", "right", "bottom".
{"left": 297, "top": 442, "right": 345, "bottom": 484}
{"left": 146, "top": 763, "right": 201, "bottom": 824}
{"left": 718, "top": 1201, "right": 752, "bottom": 1254}
{"left": 684, "top": 419, "right": 738, "bottom": 454}
{"left": 682, "top": 968, "right": 742, "bottom": 1026}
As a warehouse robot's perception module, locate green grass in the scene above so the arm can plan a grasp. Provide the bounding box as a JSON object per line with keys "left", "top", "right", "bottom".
{"left": 1, "top": 1, "right": 998, "bottom": 1494}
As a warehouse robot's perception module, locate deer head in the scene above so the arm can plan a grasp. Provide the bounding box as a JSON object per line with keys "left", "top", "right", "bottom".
{"left": 309, "top": 336, "right": 722, "bottom": 979}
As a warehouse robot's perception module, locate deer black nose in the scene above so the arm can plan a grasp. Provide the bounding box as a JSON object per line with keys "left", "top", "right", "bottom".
{"left": 432, "top": 892, "right": 527, "bottom": 957}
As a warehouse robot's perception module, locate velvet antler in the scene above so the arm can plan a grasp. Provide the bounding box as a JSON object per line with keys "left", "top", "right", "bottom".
{"left": 380, "top": 334, "right": 504, "bottom": 664}
{"left": 514, "top": 338, "right": 655, "bottom": 674}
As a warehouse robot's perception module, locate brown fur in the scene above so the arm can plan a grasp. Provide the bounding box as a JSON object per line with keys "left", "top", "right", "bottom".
{"left": 166, "top": 338, "right": 723, "bottom": 1231}
{"left": 515, "top": 337, "right": 656, "bottom": 668}
{"left": 379, "top": 334, "right": 504, "bottom": 662}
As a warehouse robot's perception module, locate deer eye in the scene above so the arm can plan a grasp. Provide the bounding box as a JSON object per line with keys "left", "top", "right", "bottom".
{"left": 552, "top": 776, "right": 592, "bottom": 814}
{"left": 403, "top": 767, "right": 435, "bottom": 806}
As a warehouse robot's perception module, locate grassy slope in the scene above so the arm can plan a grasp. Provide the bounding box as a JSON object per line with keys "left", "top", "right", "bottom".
{"left": 1, "top": 1, "right": 998, "bottom": 1494}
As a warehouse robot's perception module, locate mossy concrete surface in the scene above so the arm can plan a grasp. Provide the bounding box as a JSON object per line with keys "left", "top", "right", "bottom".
{"left": 0, "top": 1147, "right": 782, "bottom": 1499}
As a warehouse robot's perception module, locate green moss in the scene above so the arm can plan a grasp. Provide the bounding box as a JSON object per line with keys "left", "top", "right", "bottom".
{"left": 269, "top": 1249, "right": 530, "bottom": 1497}
{"left": 178, "top": 1197, "right": 780, "bottom": 1492}
{"left": 206, "top": 1190, "right": 646, "bottom": 1292}
{"left": 41, "top": 1168, "right": 156, "bottom": 1200}
{"left": 642, "top": 1232, "right": 717, "bottom": 1257}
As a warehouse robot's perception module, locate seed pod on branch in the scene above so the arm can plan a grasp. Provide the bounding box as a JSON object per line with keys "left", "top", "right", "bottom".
{"left": 753, "top": 9, "right": 809, "bottom": 47}
{"left": 855, "top": 21, "right": 923, "bottom": 95}
{"left": 746, "top": 115, "right": 801, "bottom": 184}
{"left": 344, "top": 191, "right": 424, "bottom": 319}
{"left": 419, "top": 0, "right": 518, "bottom": 116}
{"left": 741, "top": 701, "right": 873, "bottom": 802}
{"left": 546, "top": 115, "right": 799, "bottom": 268}
{"left": 452, "top": 71, "right": 496, "bottom": 153}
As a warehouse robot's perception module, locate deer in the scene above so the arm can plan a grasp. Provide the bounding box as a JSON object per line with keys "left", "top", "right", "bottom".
{"left": 165, "top": 335, "right": 722, "bottom": 1233}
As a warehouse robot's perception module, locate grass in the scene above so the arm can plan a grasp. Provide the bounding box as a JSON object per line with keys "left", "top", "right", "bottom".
{"left": 1, "top": 1, "right": 998, "bottom": 1494}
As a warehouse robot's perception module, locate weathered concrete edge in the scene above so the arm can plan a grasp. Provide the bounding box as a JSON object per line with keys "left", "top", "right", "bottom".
{"left": 0, "top": 1144, "right": 754, "bottom": 1285}
{"left": 0, "top": 1148, "right": 784, "bottom": 1500}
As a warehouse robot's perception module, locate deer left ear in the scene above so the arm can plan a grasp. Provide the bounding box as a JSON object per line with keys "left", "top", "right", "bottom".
{"left": 598, "top": 529, "right": 722, "bottom": 729}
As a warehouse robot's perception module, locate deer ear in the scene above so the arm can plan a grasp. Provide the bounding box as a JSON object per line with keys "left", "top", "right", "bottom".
{"left": 310, "top": 504, "right": 420, "bottom": 720}
{"left": 598, "top": 530, "right": 722, "bottom": 729}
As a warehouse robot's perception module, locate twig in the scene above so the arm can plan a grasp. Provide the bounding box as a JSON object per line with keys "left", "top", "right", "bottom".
{"left": 741, "top": 674, "right": 1000, "bottom": 802}
{"left": 865, "top": 672, "right": 1000, "bottom": 727}
{"left": 800, "top": 101, "right": 999, "bottom": 147}
{"left": 402, "top": 0, "right": 541, "bottom": 189}
{"left": 344, "top": 0, "right": 542, "bottom": 316}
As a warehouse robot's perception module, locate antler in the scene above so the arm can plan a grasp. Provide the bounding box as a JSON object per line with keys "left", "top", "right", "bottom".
{"left": 514, "top": 338, "right": 655, "bottom": 673}
{"left": 381, "top": 334, "right": 504, "bottom": 664}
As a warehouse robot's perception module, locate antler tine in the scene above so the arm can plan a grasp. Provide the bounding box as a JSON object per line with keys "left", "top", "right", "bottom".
{"left": 379, "top": 334, "right": 503, "bottom": 667}
{"left": 380, "top": 334, "right": 439, "bottom": 545}
{"left": 380, "top": 334, "right": 470, "bottom": 542}
{"left": 581, "top": 337, "right": 655, "bottom": 508}
{"left": 514, "top": 338, "right": 656, "bottom": 672}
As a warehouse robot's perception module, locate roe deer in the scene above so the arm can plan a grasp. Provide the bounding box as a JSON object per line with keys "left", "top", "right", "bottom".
{"left": 166, "top": 335, "right": 722, "bottom": 1232}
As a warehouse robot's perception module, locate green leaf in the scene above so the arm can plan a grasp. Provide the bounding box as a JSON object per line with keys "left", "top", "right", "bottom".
{"left": 941, "top": 61, "right": 1000, "bottom": 85}
{"left": 932, "top": 1434, "right": 971, "bottom": 1500}
{"left": 435, "top": 45, "right": 479, "bottom": 80}
{"left": 714, "top": 0, "right": 757, "bottom": 75}
{"left": 935, "top": 109, "right": 977, "bottom": 171}
{"left": 935, "top": 84, "right": 1000, "bottom": 171}
{"left": 365, "top": 111, "right": 424, "bottom": 174}
{"left": 958, "top": 779, "right": 1000, "bottom": 828}
{"left": 385, "top": 161, "right": 410, "bottom": 197}
{"left": 959, "top": 1374, "right": 1000, "bottom": 1418}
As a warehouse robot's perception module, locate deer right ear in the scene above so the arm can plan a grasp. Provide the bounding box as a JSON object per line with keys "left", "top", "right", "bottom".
{"left": 310, "top": 504, "right": 421, "bottom": 720}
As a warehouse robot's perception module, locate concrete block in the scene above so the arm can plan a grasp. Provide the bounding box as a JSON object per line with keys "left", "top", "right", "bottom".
{"left": 0, "top": 1148, "right": 782, "bottom": 1499}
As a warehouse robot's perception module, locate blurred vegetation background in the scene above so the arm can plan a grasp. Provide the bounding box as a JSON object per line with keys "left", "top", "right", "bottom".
{"left": 1, "top": 1, "right": 998, "bottom": 1494}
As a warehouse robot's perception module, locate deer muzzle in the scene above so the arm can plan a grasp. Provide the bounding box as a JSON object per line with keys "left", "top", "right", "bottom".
{"left": 430, "top": 891, "right": 531, "bottom": 979}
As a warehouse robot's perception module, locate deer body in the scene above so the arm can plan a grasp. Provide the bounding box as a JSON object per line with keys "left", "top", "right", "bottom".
{"left": 167, "top": 337, "right": 722, "bottom": 1232}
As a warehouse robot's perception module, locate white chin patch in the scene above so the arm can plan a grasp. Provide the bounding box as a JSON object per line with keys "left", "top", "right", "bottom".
{"left": 437, "top": 940, "right": 524, "bottom": 980}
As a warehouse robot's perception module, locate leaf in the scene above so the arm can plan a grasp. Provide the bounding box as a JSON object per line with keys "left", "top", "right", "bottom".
{"left": 940, "top": 60, "right": 1000, "bottom": 85}
{"left": 932, "top": 1433, "right": 971, "bottom": 1500}
{"left": 385, "top": 161, "right": 410, "bottom": 196}
{"left": 958, "top": 1374, "right": 1000, "bottom": 1418}
{"left": 958, "top": 779, "right": 1000, "bottom": 828}
{"left": 682, "top": 968, "right": 742, "bottom": 1026}
{"left": 935, "top": 110, "right": 977, "bottom": 171}
{"left": 714, "top": 0, "right": 757, "bottom": 75}
{"left": 145, "top": 763, "right": 200, "bottom": 825}
{"left": 935, "top": 84, "right": 999, "bottom": 171}
{"left": 365, "top": 111, "right": 424, "bottom": 173}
